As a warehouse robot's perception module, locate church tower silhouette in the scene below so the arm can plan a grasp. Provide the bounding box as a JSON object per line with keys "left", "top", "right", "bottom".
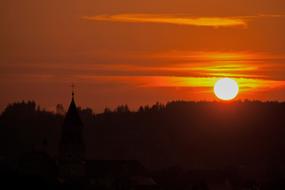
{"left": 60, "top": 89, "right": 85, "bottom": 162}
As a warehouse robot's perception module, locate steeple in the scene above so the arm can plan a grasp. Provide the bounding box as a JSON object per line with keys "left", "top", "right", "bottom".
{"left": 62, "top": 93, "right": 83, "bottom": 130}
{"left": 60, "top": 87, "right": 85, "bottom": 161}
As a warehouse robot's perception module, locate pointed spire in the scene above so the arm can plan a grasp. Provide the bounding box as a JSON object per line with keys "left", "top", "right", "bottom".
{"left": 62, "top": 83, "right": 83, "bottom": 128}
{"left": 71, "top": 83, "right": 75, "bottom": 100}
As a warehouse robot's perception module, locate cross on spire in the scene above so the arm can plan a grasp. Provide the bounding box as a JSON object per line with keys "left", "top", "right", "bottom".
{"left": 71, "top": 83, "right": 75, "bottom": 99}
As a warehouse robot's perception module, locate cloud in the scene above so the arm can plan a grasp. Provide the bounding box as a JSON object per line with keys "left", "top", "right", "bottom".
{"left": 2, "top": 49, "right": 285, "bottom": 93}
{"left": 73, "top": 75, "right": 285, "bottom": 93}
{"left": 3, "top": 51, "right": 285, "bottom": 80}
{"left": 81, "top": 14, "right": 247, "bottom": 28}
{"left": 81, "top": 14, "right": 284, "bottom": 28}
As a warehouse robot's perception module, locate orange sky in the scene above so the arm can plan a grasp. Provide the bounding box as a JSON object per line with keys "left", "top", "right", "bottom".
{"left": 1, "top": 0, "right": 285, "bottom": 112}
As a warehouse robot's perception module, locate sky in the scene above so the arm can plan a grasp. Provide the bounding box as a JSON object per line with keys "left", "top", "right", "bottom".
{"left": 1, "top": 0, "right": 285, "bottom": 112}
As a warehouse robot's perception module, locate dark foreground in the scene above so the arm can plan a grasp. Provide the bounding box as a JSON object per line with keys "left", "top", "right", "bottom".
{"left": 1, "top": 100, "right": 285, "bottom": 189}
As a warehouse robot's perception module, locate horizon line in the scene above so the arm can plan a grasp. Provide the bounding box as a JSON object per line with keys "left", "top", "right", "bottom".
{"left": 2, "top": 99, "right": 285, "bottom": 115}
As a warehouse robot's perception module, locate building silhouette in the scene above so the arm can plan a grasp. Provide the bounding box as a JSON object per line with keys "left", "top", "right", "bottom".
{"left": 60, "top": 91, "right": 85, "bottom": 161}
{"left": 59, "top": 91, "right": 85, "bottom": 178}
{"left": 57, "top": 91, "right": 157, "bottom": 189}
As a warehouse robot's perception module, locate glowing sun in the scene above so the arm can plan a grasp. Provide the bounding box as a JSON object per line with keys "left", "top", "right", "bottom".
{"left": 214, "top": 78, "right": 239, "bottom": 101}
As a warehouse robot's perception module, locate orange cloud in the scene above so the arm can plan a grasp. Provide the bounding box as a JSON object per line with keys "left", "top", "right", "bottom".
{"left": 3, "top": 49, "right": 285, "bottom": 97}
{"left": 81, "top": 14, "right": 284, "bottom": 28}
{"left": 82, "top": 14, "right": 247, "bottom": 28}
{"left": 75, "top": 75, "right": 285, "bottom": 94}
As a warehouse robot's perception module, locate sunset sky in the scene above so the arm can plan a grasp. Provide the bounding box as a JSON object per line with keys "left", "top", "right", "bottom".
{"left": 1, "top": 0, "right": 285, "bottom": 112}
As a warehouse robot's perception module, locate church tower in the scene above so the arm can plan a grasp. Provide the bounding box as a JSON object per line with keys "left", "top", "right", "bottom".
{"left": 60, "top": 90, "right": 85, "bottom": 162}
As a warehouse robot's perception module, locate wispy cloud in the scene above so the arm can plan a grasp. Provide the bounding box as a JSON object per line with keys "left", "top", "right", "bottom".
{"left": 74, "top": 75, "right": 285, "bottom": 94}
{"left": 81, "top": 14, "right": 284, "bottom": 28}
{"left": 82, "top": 14, "right": 246, "bottom": 28}
{"left": 2, "top": 49, "right": 285, "bottom": 94}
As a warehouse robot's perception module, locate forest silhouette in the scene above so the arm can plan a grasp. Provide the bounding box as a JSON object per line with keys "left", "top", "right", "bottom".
{"left": 1, "top": 100, "right": 285, "bottom": 171}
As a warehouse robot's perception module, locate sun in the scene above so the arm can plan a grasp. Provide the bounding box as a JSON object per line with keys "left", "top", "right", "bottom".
{"left": 214, "top": 78, "right": 239, "bottom": 101}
